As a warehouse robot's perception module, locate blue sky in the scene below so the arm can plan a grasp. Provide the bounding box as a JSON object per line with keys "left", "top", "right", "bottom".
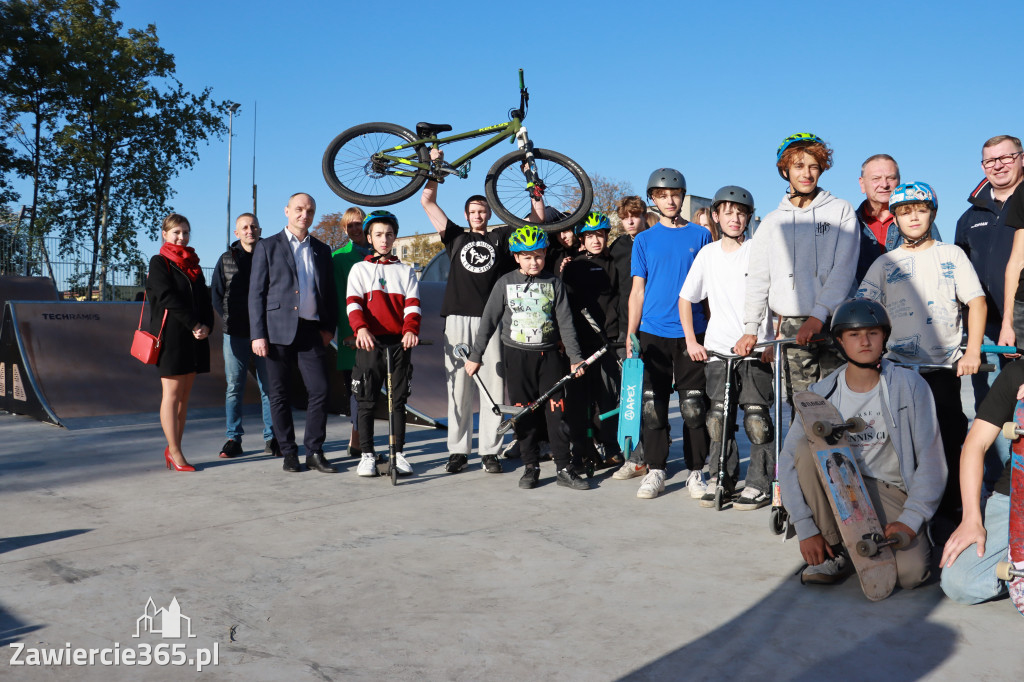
{"left": 17, "top": 0, "right": 1024, "bottom": 266}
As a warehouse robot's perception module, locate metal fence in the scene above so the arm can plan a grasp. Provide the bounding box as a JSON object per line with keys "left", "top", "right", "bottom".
{"left": 0, "top": 232, "right": 213, "bottom": 301}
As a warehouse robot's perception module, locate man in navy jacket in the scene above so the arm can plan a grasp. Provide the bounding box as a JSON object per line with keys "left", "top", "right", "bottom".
{"left": 250, "top": 192, "right": 338, "bottom": 473}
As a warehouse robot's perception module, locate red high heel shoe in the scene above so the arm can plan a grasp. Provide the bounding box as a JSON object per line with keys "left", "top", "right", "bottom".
{"left": 164, "top": 447, "right": 196, "bottom": 472}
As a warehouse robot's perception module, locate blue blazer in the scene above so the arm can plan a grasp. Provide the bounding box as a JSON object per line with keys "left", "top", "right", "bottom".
{"left": 249, "top": 229, "right": 338, "bottom": 345}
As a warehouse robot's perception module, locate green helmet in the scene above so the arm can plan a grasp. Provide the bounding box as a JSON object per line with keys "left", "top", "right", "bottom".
{"left": 509, "top": 225, "right": 548, "bottom": 253}
{"left": 576, "top": 211, "right": 611, "bottom": 236}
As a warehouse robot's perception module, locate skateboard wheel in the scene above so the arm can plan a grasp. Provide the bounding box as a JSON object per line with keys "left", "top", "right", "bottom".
{"left": 856, "top": 538, "right": 877, "bottom": 557}
{"left": 997, "top": 561, "right": 1013, "bottom": 581}
{"left": 811, "top": 421, "right": 832, "bottom": 438}
{"left": 891, "top": 531, "right": 911, "bottom": 550}
{"left": 846, "top": 417, "right": 867, "bottom": 434}
{"left": 1002, "top": 422, "right": 1020, "bottom": 441}
{"left": 769, "top": 507, "right": 786, "bottom": 535}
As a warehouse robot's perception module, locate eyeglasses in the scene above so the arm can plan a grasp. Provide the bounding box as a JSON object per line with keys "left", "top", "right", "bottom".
{"left": 981, "top": 151, "right": 1023, "bottom": 169}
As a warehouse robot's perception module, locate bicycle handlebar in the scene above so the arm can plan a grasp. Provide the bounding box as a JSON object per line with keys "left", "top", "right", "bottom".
{"left": 518, "top": 68, "right": 524, "bottom": 90}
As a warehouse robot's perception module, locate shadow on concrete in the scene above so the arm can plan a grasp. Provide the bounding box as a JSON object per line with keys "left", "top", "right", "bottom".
{"left": 619, "top": 574, "right": 954, "bottom": 681}
{"left": 0, "top": 529, "right": 91, "bottom": 556}
{"left": 0, "top": 604, "right": 44, "bottom": 647}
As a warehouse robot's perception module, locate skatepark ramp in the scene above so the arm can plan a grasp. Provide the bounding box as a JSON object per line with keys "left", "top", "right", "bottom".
{"left": 0, "top": 276, "right": 58, "bottom": 308}
{"left": 0, "top": 299, "right": 445, "bottom": 429}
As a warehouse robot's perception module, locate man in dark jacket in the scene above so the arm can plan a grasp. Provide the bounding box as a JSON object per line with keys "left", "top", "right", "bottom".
{"left": 211, "top": 213, "right": 277, "bottom": 459}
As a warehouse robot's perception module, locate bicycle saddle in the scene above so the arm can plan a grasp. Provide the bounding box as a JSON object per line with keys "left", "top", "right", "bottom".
{"left": 416, "top": 122, "right": 452, "bottom": 138}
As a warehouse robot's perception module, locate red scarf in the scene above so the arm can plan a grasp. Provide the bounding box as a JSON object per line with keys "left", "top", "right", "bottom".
{"left": 160, "top": 242, "right": 202, "bottom": 281}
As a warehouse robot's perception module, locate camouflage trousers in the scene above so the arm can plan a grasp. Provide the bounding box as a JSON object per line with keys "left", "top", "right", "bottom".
{"left": 779, "top": 316, "right": 843, "bottom": 400}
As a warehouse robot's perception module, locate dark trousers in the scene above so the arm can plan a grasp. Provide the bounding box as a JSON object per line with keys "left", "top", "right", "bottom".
{"left": 920, "top": 368, "right": 968, "bottom": 519}
{"left": 567, "top": 351, "right": 622, "bottom": 461}
{"left": 638, "top": 331, "right": 709, "bottom": 472}
{"left": 704, "top": 358, "right": 775, "bottom": 493}
{"left": 265, "top": 320, "right": 330, "bottom": 458}
{"left": 505, "top": 346, "right": 571, "bottom": 470}
{"left": 352, "top": 338, "right": 412, "bottom": 453}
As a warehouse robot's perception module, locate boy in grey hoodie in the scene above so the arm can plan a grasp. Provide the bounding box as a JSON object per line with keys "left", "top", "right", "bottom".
{"left": 736, "top": 133, "right": 860, "bottom": 399}
{"left": 778, "top": 299, "right": 945, "bottom": 588}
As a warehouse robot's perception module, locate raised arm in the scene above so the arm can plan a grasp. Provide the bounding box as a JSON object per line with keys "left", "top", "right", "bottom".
{"left": 420, "top": 149, "right": 451, "bottom": 234}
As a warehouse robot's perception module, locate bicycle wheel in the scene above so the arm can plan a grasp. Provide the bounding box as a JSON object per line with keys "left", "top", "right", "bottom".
{"left": 322, "top": 122, "right": 428, "bottom": 206}
{"left": 485, "top": 148, "right": 593, "bottom": 233}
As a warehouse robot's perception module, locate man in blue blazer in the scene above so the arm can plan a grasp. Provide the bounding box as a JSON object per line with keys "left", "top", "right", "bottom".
{"left": 250, "top": 192, "right": 339, "bottom": 473}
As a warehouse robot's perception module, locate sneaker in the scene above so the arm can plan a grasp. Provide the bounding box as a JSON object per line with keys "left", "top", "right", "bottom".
{"left": 219, "top": 439, "right": 242, "bottom": 459}
{"left": 519, "top": 465, "right": 540, "bottom": 489}
{"left": 801, "top": 553, "right": 851, "bottom": 585}
{"left": 264, "top": 438, "right": 281, "bottom": 456}
{"left": 445, "top": 453, "right": 468, "bottom": 473}
{"left": 734, "top": 488, "right": 771, "bottom": 511}
{"left": 556, "top": 467, "right": 590, "bottom": 490}
{"left": 612, "top": 460, "right": 648, "bottom": 480}
{"left": 395, "top": 452, "right": 413, "bottom": 476}
{"left": 481, "top": 455, "right": 502, "bottom": 473}
{"left": 636, "top": 469, "right": 666, "bottom": 499}
{"left": 357, "top": 453, "right": 377, "bottom": 477}
{"left": 502, "top": 440, "right": 521, "bottom": 459}
{"left": 687, "top": 470, "right": 707, "bottom": 499}
{"left": 699, "top": 476, "right": 719, "bottom": 508}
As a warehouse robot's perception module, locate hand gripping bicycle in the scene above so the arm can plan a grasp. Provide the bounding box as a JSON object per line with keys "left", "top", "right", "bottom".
{"left": 321, "top": 69, "right": 594, "bottom": 234}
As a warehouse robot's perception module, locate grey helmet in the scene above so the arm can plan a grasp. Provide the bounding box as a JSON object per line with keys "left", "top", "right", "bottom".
{"left": 711, "top": 185, "right": 755, "bottom": 214}
{"left": 646, "top": 168, "right": 686, "bottom": 198}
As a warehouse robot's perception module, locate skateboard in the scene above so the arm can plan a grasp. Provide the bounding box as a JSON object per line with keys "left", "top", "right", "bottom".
{"left": 998, "top": 401, "right": 1024, "bottom": 616}
{"left": 792, "top": 391, "right": 898, "bottom": 601}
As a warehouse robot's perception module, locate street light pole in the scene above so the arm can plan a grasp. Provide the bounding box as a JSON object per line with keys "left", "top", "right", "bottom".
{"left": 226, "top": 102, "right": 241, "bottom": 250}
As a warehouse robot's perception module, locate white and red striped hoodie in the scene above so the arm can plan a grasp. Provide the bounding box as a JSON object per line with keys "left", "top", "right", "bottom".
{"left": 346, "top": 254, "right": 421, "bottom": 336}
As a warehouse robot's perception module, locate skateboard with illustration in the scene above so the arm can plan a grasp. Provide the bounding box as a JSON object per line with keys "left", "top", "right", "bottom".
{"left": 998, "top": 400, "right": 1024, "bottom": 616}
{"left": 792, "top": 391, "right": 907, "bottom": 601}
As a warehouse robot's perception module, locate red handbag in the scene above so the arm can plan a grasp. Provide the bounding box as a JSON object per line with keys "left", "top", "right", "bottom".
{"left": 131, "top": 292, "right": 167, "bottom": 365}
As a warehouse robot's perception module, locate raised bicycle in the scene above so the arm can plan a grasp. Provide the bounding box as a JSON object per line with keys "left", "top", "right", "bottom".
{"left": 321, "top": 69, "right": 593, "bottom": 234}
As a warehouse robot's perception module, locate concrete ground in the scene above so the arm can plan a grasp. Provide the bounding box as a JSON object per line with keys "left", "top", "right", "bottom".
{"left": 0, "top": 397, "right": 1020, "bottom": 681}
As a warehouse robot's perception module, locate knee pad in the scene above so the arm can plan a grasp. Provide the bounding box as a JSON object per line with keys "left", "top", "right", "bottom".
{"left": 743, "top": 404, "right": 775, "bottom": 445}
{"left": 642, "top": 387, "right": 667, "bottom": 430}
{"left": 707, "top": 401, "right": 725, "bottom": 442}
{"left": 679, "top": 389, "right": 706, "bottom": 429}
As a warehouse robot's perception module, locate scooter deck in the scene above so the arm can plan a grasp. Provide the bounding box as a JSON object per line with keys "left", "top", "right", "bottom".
{"left": 617, "top": 357, "right": 643, "bottom": 454}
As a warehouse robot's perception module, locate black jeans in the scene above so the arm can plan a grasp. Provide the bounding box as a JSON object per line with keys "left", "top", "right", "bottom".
{"left": 920, "top": 368, "right": 968, "bottom": 519}
{"left": 352, "top": 337, "right": 412, "bottom": 454}
{"left": 505, "top": 346, "right": 571, "bottom": 470}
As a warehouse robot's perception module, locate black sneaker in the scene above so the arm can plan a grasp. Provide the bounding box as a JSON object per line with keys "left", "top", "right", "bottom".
{"left": 556, "top": 467, "right": 590, "bottom": 490}
{"left": 264, "top": 438, "right": 281, "bottom": 457}
{"left": 481, "top": 455, "right": 502, "bottom": 473}
{"left": 220, "top": 439, "right": 242, "bottom": 459}
{"left": 445, "top": 453, "right": 468, "bottom": 473}
{"left": 518, "top": 465, "right": 540, "bottom": 489}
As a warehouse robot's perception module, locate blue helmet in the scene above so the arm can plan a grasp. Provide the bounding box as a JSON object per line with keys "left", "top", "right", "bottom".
{"left": 509, "top": 225, "right": 548, "bottom": 253}
{"left": 889, "top": 182, "right": 938, "bottom": 213}
{"left": 776, "top": 132, "right": 824, "bottom": 162}
{"left": 362, "top": 210, "right": 399, "bottom": 239}
{"left": 575, "top": 211, "right": 610, "bottom": 237}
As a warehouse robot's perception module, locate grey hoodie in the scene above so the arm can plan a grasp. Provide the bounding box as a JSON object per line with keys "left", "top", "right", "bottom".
{"left": 743, "top": 189, "right": 860, "bottom": 334}
{"left": 778, "top": 361, "right": 947, "bottom": 541}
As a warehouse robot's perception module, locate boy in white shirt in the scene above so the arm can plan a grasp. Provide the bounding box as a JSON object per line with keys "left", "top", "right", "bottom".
{"left": 680, "top": 186, "right": 776, "bottom": 510}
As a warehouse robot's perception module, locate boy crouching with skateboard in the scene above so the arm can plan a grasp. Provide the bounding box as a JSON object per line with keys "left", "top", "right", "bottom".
{"left": 778, "top": 299, "right": 946, "bottom": 587}
{"left": 464, "top": 225, "right": 589, "bottom": 490}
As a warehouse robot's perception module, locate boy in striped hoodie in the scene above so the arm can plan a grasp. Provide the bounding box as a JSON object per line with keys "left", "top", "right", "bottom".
{"left": 346, "top": 210, "right": 422, "bottom": 477}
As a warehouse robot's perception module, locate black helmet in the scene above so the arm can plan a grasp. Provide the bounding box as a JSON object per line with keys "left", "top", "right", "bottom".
{"left": 711, "top": 185, "right": 755, "bottom": 214}
{"left": 831, "top": 299, "right": 891, "bottom": 370}
{"left": 646, "top": 168, "right": 686, "bottom": 198}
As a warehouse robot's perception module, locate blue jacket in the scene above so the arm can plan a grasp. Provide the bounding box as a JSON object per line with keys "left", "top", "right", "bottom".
{"left": 248, "top": 229, "right": 338, "bottom": 345}
{"left": 955, "top": 179, "right": 1016, "bottom": 328}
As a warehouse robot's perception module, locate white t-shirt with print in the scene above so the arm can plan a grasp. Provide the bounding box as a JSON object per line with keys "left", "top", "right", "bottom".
{"left": 831, "top": 369, "right": 903, "bottom": 489}
{"left": 857, "top": 241, "right": 983, "bottom": 365}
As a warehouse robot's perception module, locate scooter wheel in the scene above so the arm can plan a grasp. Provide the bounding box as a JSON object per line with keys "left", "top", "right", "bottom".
{"left": 714, "top": 487, "right": 724, "bottom": 511}
{"left": 390, "top": 460, "right": 398, "bottom": 486}
{"left": 769, "top": 507, "right": 786, "bottom": 535}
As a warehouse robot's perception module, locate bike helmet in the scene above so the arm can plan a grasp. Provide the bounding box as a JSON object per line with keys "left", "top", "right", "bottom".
{"left": 831, "top": 299, "right": 892, "bottom": 369}
{"left": 646, "top": 168, "right": 686, "bottom": 198}
{"left": 575, "top": 211, "right": 611, "bottom": 237}
{"left": 776, "top": 133, "right": 825, "bottom": 162}
{"left": 362, "top": 210, "right": 399, "bottom": 239}
{"left": 711, "top": 185, "right": 755, "bottom": 214}
{"left": 509, "top": 224, "right": 548, "bottom": 253}
{"left": 889, "top": 182, "right": 938, "bottom": 213}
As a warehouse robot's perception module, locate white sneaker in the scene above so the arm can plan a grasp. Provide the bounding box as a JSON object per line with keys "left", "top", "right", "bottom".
{"left": 734, "top": 487, "right": 771, "bottom": 511}
{"left": 687, "top": 470, "right": 707, "bottom": 499}
{"left": 612, "top": 460, "right": 649, "bottom": 480}
{"left": 636, "top": 469, "right": 666, "bottom": 499}
{"left": 357, "top": 453, "right": 377, "bottom": 477}
{"left": 801, "top": 553, "right": 851, "bottom": 584}
{"left": 395, "top": 452, "right": 413, "bottom": 476}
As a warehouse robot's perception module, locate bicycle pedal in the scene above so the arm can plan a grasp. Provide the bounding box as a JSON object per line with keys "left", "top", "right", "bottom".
{"left": 456, "top": 161, "right": 471, "bottom": 179}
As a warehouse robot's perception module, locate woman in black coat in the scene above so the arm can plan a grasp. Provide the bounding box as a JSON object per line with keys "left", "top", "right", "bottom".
{"left": 146, "top": 213, "right": 214, "bottom": 471}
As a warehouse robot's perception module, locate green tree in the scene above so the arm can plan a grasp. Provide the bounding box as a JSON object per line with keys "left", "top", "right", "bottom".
{"left": 404, "top": 233, "right": 443, "bottom": 268}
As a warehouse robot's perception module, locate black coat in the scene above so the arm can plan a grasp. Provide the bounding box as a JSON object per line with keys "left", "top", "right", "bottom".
{"left": 146, "top": 254, "right": 215, "bottom": 377}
